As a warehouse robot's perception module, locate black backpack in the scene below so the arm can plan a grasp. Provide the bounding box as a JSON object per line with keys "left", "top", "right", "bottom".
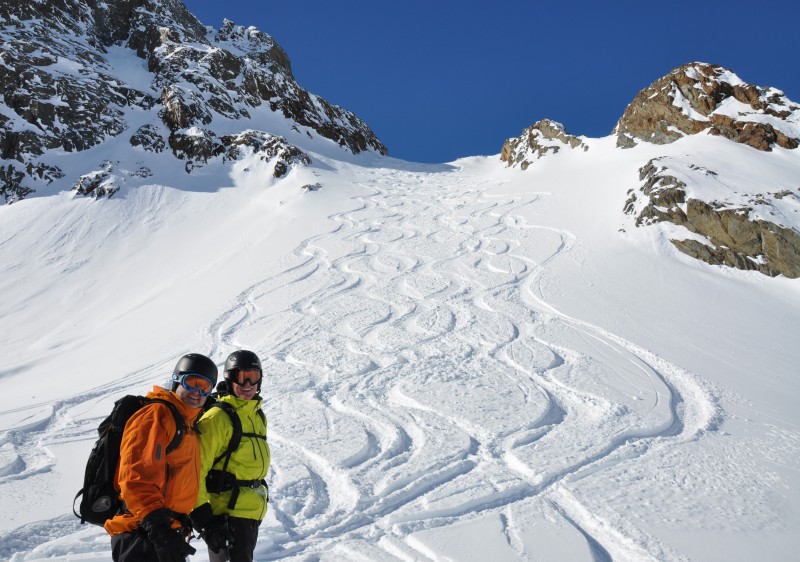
{"left": 203, "top": 390, "right": 267, "bottom": 509}
{"left": 73, "top": 395, "right": 187, "bottom": 526}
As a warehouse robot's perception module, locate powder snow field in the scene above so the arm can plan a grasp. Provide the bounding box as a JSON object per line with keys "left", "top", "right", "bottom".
{"left": 0, "top": 134, "right": 799, "bottom": 561}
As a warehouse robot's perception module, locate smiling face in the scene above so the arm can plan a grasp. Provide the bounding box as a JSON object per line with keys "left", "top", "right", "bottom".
{"left": 173, "top": 373, "right": 214, "bottom": 408}
{"left": 230, "top": 368, "right": 261, "bottom": 401}
{"left": 175, "top": 380, "right": 208, "bottom": 408}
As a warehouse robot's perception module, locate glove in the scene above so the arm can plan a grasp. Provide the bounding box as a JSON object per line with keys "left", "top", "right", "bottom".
{"left": 141, "top": 508, "right": 196, "bottom": 562}
{"left": 190, "top": 503, "right": 232, "bottom": 553}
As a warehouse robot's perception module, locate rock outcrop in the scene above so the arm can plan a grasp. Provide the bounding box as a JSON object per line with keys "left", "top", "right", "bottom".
{"left": 501, "top": 119, "right": 587, "bottom": 169}
{"left": 498, "top": 63, "right": 800, "bottom": 278}
{"left": 614, "top": 63, "right": 800, "bottom": 151}
{"left": 222, "top": 131, "right": 311, "bottom": 178}
{"left": 0, "top": 0, "right": 386, "bottom": 202}
{"left": 72, "top": 160, "right": 154, "bottom": 199}
{"left": 625, "top": 159, "right": 800, "bottom": 278}
{"left": 615, "top": 65, "right": 800, "bottom": 278}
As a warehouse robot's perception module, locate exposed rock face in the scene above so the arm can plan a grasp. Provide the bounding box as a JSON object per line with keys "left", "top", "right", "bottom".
{"left": 72, "top": 160, "right": 153, "bottom": 198}
{"left": 614, "top": 63, "right": 800, "bottom": 150}
{"left": 130, "top": 125, "right": 167, "bottom": 153}
{"left": 625, "top": 159, "right": 800, "bottom": 278}
{"left": 222, "top": 131, "right": 311, "bottom": 178}
{"left": 614, "top": 64, "right": 800, "bottom": 278}
{"left": 0, "top": 0, "right": 387, "bottom": 202}
{"left": 501, "top": 119, "right": 587, "bottom": 169}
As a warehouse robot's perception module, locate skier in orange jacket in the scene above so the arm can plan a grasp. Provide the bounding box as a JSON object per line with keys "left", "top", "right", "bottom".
{"left": 105, "top": 353, "right": 217, "bottom": 562}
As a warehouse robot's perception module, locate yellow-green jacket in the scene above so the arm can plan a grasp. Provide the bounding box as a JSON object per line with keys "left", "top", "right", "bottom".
{"left": 195, "top": 394, "right": 270, "bottom": 521}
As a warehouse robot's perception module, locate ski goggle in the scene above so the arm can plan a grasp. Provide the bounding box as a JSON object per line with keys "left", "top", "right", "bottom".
{"left": 173, "top": 372, "right": 214, "bottom": 397}
{"left": 228, "top": 369, "right": 262, "bottom": 387}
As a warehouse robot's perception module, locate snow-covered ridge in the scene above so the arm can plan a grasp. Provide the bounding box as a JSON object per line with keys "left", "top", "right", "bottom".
{"left": 0, "top": 0, "right": 386, "bottom": 202}
{"left": 502, "top": 63, "right": 800, "bottom": 278}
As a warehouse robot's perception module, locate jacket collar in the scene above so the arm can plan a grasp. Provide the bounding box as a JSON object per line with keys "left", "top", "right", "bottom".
{"left": 147, "top": 385, "right": 203, "bottom": 423}
{"left": 220, "top": 392, "right": 263, "bottom": 412}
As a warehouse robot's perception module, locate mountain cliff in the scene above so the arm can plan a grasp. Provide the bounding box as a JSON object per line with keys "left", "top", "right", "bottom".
{"left": 1, "top": 0, "right": 386, "bottom": 202}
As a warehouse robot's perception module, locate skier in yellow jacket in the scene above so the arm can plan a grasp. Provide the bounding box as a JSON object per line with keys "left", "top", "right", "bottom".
{"left": 190, "top": 350, "right": 270, "bottom": 562}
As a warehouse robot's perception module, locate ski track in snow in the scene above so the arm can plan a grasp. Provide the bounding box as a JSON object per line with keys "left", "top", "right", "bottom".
{"left": 0, "top": 166, "right": 723, "bottom": 561}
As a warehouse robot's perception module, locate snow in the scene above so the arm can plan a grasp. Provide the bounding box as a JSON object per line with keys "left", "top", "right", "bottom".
{"left": 2, "top": 46, "right": 800, "bottom": 559}
{"left": 1, "top": 132, "right": 799, "bottom": 562}
{"left": 51, "top": 56, "right": 85, "bottom": 76}
{"left": 628, "top": 136, "right": 800, "bottom": 227}
{"left": 102, "top": 45, "right": 157, "bottom": 93}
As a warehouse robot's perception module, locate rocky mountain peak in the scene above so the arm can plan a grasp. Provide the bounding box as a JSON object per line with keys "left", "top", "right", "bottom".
{"left": 1, "top": 0, "right": 387, "bottom": 203}
{"left": 500, "top": 119, "right": 588, "bottom": 170}
{"left": 614, "top": 62, "right": 800, "bottom": 150}
{"left": 498, "top": 64, "right": 800, "bottom": 279}
{"left": 214, "top": 18, "right": 293, "bottom": 74}
{"left": 615, "top": 64, "right": 800, "bottom": 278}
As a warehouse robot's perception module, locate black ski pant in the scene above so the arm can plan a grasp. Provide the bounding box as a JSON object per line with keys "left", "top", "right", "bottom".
{"left": 111, "top": 529, "right": 159, "bottom": 562}
{"left": 207, "top": 516, "right": 260, "bottom": 562}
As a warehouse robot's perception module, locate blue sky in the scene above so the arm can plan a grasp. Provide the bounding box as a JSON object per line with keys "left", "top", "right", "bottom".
{"left": 182, "top": 1, "right": 800, "bottom": 163}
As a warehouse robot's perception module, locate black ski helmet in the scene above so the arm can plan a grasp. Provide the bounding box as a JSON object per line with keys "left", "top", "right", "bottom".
{"left": 224, "top": 350, "right": 262, "bottom": 375}
{"left": 172, "top": 353, "right": 218, "bottom": 387}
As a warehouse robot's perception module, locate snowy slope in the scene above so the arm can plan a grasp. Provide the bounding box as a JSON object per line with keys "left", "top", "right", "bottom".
{"left": 1, "top": 126, "right": 799, "bottom": 562}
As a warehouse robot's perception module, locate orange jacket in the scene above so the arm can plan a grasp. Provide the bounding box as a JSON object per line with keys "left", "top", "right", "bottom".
{"left": 104, "top": 387, "right": 202, "bottom": 536}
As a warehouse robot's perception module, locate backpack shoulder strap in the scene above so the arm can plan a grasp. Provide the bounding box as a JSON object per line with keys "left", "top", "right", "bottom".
{"left": 209, "top": 401, "right": 242, "bottom": 468}
{"left": 147, "top": 398, "right": 187, "bottom": 453}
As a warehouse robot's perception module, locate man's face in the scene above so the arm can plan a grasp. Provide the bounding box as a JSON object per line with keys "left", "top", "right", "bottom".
{"left": 174, "top": 374, "right": 213, "bottom": 408}
{"left": 230, "top": 369, "right": 261, "bottom": 401}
